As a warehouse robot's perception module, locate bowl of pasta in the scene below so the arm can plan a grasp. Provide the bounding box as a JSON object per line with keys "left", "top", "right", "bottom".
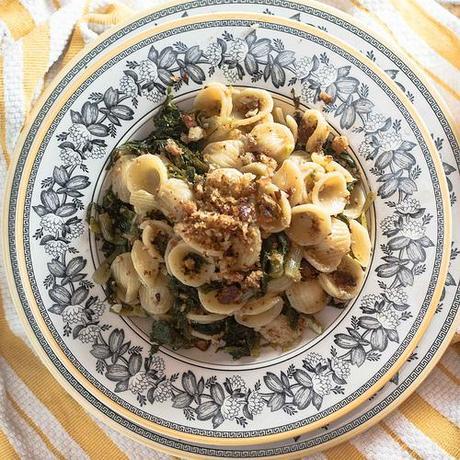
{"left": 4, "top": 11, "right": 450, "bottom": 447}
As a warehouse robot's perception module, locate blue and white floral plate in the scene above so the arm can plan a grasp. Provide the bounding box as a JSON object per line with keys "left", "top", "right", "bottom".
{"left": 3, "top": 9, "right": 452, "bottom": 449}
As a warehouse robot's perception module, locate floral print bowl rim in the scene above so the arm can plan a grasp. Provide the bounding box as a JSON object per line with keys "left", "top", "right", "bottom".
{"left": 3, "top": 11, "right": 451, "bottom": 447}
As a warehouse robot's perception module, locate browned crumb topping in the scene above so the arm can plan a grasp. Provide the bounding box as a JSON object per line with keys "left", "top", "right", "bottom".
{"left": 331, "top": 135, "right": 349, "bottom": 154}
{"left": 300, "top": 260, "right": 318, "bottom": 281}
{"left": 183, "top": 256, "right": 196, "bottom": 272}
{"left": 164, "top": 139, "right": 184, "bottom": 157}
{"left": 297, "top": 116, "right": 316, "bottom": 145}
{"left": 319, "top": 91, "right": 333, "bottom": 104}
{"left": 181, "top": 112, "right": 197, "bottom": 128}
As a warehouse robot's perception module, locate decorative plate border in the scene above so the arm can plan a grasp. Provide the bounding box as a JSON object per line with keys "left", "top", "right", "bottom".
{"left": 2, "top": 11, "right": 450, "bottom": 450}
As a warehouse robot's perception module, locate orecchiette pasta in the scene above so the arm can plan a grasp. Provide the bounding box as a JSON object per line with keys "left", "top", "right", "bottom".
{"left": 286, "top": 278, "right": 328, "bottom": 314}
{"left": 166, "top": 241, "right": 215, "bottom": 287}
{"left": 231, "top": 88, "right": 274, "bottom": 126}
{"left": 343, "top": 184, "right": 366, "bottom": 219}
{"left": 299, "top": 109, "right": 330, "bottom": 153}
{"left": 156, "top": 178, "right": 195, "bottom": 220}
{"left": 131, "top": 240, "right": 160, "bottom": 288}
{"left": 311, "top": 171, "right": 350, "bottom": 215}
{"left": 250, "top": 122, "right": 295, "bottom": 162}
{"left": 111, "top": 154, "right": 135, "bottom": 202}
{"left": 110, "top": 253, "right": 141, "bottom": 305}
{"left": 272, "top": 159, "right": 306, "bottom": 206}
{"left": 235, "top": 300, "right": 283, "bottom": 329}
{"left": 140, "top": 219, "right": 173, "bottom": 260}
{"left": 318, "top": 255, "right": 364, "bottom": 300}
{"left": 304, "top": 218, "right": 351, "bottom": 273}
{"left": 349, "top": 219, "right": 372, "bottom": 267}
{"left": 193, "top": 82, "right": 232, "bottom": 119}
{"left": 203, "top": 139, "right": 245, "bottom": 169}
{"left": 126, "top": 154, "right": 168, "bottom": 196}
{"left": 139, "top": 273, "right": 173, "bottom": 314}
{"left": 198, "top": 288, "right": 246, "bottom": 315}
{"left": 94, "top": 83, "right": 373, "bottom": 358}
{"left": 285, "top": 204, "right": 332, "bottom": 246}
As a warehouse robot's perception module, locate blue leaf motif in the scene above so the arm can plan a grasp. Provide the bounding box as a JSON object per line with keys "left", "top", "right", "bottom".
{"left": 159, "top": 47, "right": 177, "bottom": 68}
{"left": 293, "top": 387, "right": 313, "bottom": 410}
{"left": 340, "top": 105, "right": 356, "bottom": 129}
{"left": 335, "top": 77, "right": 359, "bottom": 94}
{"left": 41, "top": 190, "right": 60, "bottom": 212}
{"left": 186, "top": 64, "right": 206, "bottom": 84}
{"left": 250, "top": 39, "right": 271, "bottom": 57}
{"left": 128, "top": 353, "right": 142, "bottom": 375}
{"left": 264, "top": 372, "right": 284, "bottom": 393}
{"left": 293, "top": 369, "right": 312, "bottom": 387}
{"left": 106, "top": 364, "right": 130, "bottom": 381}
{"left": 370, "top": 328, "right": 387, "bottom": 351}
{"left": 376, "top": 263, "right": 401, "bottom": 278}
{"left": 210, "top": 383, "right": 225, "bottom": 405}
{"left": 82, "top": 101, "right": 99, "bottom": 124}
{"left": 387, "top": 329, "right": 399, "bottom": 343}
{"left": 334, "top": 334, "right": 359, "bottom": 349}
{"left": 53, "top": 166, "right": 69, "bottom": 186}
{"left": 351, "top": 346, "right": 366, "bottom": 366}
{"left": 388, "top": 236, "right": 411, "bottom": 250}
{"left": 398, "top": 177, "right": 417, "bottom": 194}
{"left": 48, "top": 260, "right": 66, "bottom": 277}
{"left": 407, "top": 241, "right": 426, "bottom": 263}
{"left": 55, "top": 204, "right": 77, "bottom": 217}
{"left": 182, "top": 371, "right": 197, "bottom": 395}
{"left": 378, "top": 177, "right": 400, "bottom": 198}
{"left": 244, "top": 54, "right": 258, "bottom": 75}
{"left": 196, "top": 401, "right": 220, "bottom": 420}
{"left": 358, "top": 316, "right": 381, "bottom": 330}
{"left": 393, "top": 150, "right": 416, "bottom": 169}
{"left": 398, "top": 267, "right": 414, "bottom": 286}
{"left": 70, "top": 286, "right": 88, "bottom": 304}
{"left": 49, "top": 286, "right": 71, "bottom": 305}
{"left": 172, "top": 392, "right": 193, "bottom": 408}
{"left": 268, "top": 393, "right": 285, "bottom": 411}
{"left": 184, "top": 45, "right": 202, "bottom": 64}
{"left": 311, "top": 392, "right": 323, "bottom": 410}
{"left": 275, "top": 50, "right": 295, "bottom": 66}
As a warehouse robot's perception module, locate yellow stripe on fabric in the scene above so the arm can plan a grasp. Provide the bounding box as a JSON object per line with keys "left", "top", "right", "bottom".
{"left": 0, "top": 428, "right": 20, "bottom": 460}
{"left": 325, "top": 441, "right": 366, "bottom": 460}
{"left": 380, "top": 421, "right": 422, "bottom": 460}
{"left": 0, "top": 56, "right": 11, "bottom": 166}
{"left": 21, "top": 23, "right": 50, "bottom": 108}
{"left": 399, "top": 393, "right": 460, "bottom": 458}
{"left": 437, "top": 362, "right": 460, "bottom": 385}
{"left": 61, "top": 25, "right": 85, "bottom": 67}
{"left": 85, "top": 3, "right": 132, "bottom": 26}
{"left": 6, "top": 391, "right": 66, "bottom": 460}
{"left": 389, "top": 0, "right": 460, "bottom": 71}
{"left": 0, "top": 293, "right": 127, "bottom": 459}
{"left": 0, "top": 0, "right": 35, "bottom": 39}
{"left": 349, "top": 0, "right": 460, "bottom": 102}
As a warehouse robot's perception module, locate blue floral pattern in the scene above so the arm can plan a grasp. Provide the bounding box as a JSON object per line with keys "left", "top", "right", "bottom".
{"left": 30, "top": 29, "right": 444, "bottom": 429}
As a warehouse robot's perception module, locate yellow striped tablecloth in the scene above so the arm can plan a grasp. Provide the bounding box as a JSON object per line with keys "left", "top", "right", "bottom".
{"left": 0, "top": 0, "right": 459, "bottom": 458}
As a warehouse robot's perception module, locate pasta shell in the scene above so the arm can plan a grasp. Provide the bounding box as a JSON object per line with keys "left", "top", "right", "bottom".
{"left": 231, "top": 88, "right": 274, "bottom": 126}
{"left": 235, "top": 301, "right": 283, "bottom": 329}
{"left": 272, "top": 159, "right": 306, "bottom": 206}
{"left": 193, "top": 82, "right": 232, "bottom": 119}
{"left": 240, "top": 162, "right": 272, "bottom": 177}
{"left": 140, "top": 219, "right": 173, "bottom": 260}
{"left": 203, "top": 125, "right": 243, "bottom": 144}
{"left": 349, "top": 219, "right": 372, "bottom": 267}
{"left": 259, "top": 314, "right": 305, "bottom": 347}
{"left": 110, "top": 252, "right": 140, "bottom": 305}
{"left": 250, "top": 122, "right": 295, "bottom": 162}
{"left": 298, "top": 109, "right": 330, "bottom": 153}
{"left": 289, "top": 155, "right": 325, "bottom": 192}
{"left": 203, "top": 140, "right": 244, "bottom": 169}
{"left": 258, "top": 183, "right": 292, "bottom": 233}
{"left": 304, "top": 218, "right": 351, "bottom": 273}
{"left": 311, "top": 171, "right": 350, "bottom": 215}
{"left": 267, "top": 275, "right": 293, "bottom": 294}
{"left": 239, "top": 295, "right": 283, "bottom": 316}
{"left": 129, "top": 190, "right": 157, "bottom": 214}
{"left": 186, "top": 313, "right": 228, "bottom": 324}
{"left": 139, "top": 273, "right": 173, "bottom": 315}
{"left": 343, "top": 184, "right": 366, "bottom": 219}
{"left": 126, "top": 154, "right": 168, "bottom": 196}
{"left": 286, "top": 204, "right": 332, "bottom": 246}
{"left": 232, "top": 225, "right": 262, "bottom": 269}
{"left": 131, "top": 240, "right": 160, "bottom": 288}
{"left": 273, "top": 106, "right": 298, "bottom": 143}
{"left": 198, "top": 288, "right": 246, "bottom": 315}
{"left": 166, "top": 241, "right": 215, "bottom": 287}
{"left": 286, "top": 278, "right": 328, "bottom": 314}
{"left": 111, "top": 154, "right": 135, "bottom": 202}
{"left": 311, "top": 152, "right": 354, "bottom": 183}
{"left": 156, "top": 178, "right": 195, "bottom": 221}
{"left": 318, "top": 255, "right": 364, "bottom": 300}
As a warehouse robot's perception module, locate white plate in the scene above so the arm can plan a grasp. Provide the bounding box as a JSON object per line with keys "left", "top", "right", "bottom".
{"left": 4, "top": 9, "right": 451, "bottom": 449}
